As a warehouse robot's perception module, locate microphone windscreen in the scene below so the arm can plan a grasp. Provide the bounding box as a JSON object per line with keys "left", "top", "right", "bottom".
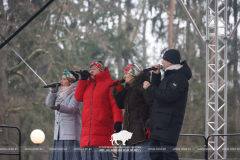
{"left": 120, "top": 79, "right": 125, "bottom": 83}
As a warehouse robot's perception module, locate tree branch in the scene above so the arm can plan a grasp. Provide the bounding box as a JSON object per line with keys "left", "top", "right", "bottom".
{"left": 6, "top": 49, "right": 48, "bottom": 75}
{"left": 7, "top": 107, "right": 29, "bottom": 114}
{"left": 131, "top": 0, "right": 147, "bottom": 43}
{"left": 41, "top": 4, "right": 65, "bottom": 48}
{"left": 159, "top": 0, "right": 169, "bottom": 15}
{"left": 173, "top": 18, "right": 181, "bottom": 49}
{"left": 10, "top": 72, "right": 38, "bottom": 91}
{"left": 49, "top": 38, "right": 70, "bottom": 44}
{"left": 57, "top": 24, "right": 71, "bottom": 34}
{"left": 122, "top": 13, "right": 127, "bottom": 18}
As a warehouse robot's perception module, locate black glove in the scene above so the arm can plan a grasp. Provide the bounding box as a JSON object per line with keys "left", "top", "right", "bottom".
{"left": 79, "top": 70, "right": 91, "bottom": 80}
{"left": 50, "top": 104, "right": 60, "bottom": 111}
{"left": 114, "top": 122, "right": 122, "bottom": 133}
{"left": 51, "top": 83, "right": 60, "bottom": 93}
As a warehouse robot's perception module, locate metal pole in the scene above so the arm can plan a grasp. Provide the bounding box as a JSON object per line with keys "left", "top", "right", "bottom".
{"left": 223, "top": 0, "right": 228, "bottom": 158}
{"left": 228, "top": 19, "right": 240, "bottom": 39}
{"left": 205, "top": 0, "right": 210, "bottom": 141}
{"left": 17, "top": 127, "right": 21, "bottom": 160}
{"left": 0, "top": 34, "right": 48, "bottom": 86}
{"left": 0, "top": 0, "right": 55, "bottom": 49}
{"left": 214, "top": 0, "right": 219, "bottom": 159}
{"left": 178, "top": 0, "right": 205, "bottom": 42}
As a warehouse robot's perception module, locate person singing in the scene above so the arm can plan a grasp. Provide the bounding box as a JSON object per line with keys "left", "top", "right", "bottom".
{"left": 74, "top": 60, "right": 123, "bottom": 160}
{"left": 112, "top": 63, "right": 154, "bottom": 160}
{"left": 143, "top": 49, "right": 192, "bottom": 160}
{"left": 46, "top": 69, "right": 82, "bottom": 160}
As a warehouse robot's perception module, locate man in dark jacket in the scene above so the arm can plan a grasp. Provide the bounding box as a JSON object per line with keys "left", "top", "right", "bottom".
{"left": 143, "top": 49, "right": 192, "bottom": 160}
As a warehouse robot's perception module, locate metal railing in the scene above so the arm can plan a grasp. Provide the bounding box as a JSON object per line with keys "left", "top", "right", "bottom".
{"left": 179, "top": 134, "right": 208, "bottom": 160}
{"left": 0, "top": 125, "right": 21, "bottom": 160}
{"left": 206, "top": 133, "right": 240, "bottom": 160}
{"left": 179, "top": 133, "right": 240, "bottom": 160}
{"left": 0, "top": 126, "right": 239, "bottom": 160}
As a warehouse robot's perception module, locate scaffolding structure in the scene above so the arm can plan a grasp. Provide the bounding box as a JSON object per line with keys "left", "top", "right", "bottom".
{"left": 205, "top": 0, "right": 228, "bottom": 159}
{"left": 179, "top": 0, "right": 240, "bottom": 159}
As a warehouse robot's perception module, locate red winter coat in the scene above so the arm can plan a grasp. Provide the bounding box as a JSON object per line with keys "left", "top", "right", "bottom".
{"left": 74, "top": 68, "right": 123, "bottom": 148}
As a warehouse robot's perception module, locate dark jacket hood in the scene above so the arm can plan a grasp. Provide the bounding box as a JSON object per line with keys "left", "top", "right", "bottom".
{"left": 178, "top": 60, "right": 192, "bottom": 80}
{"left": 165, "top": 60, "right": 192, "bottom": 80}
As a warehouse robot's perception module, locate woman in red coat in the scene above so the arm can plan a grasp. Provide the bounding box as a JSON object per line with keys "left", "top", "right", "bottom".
{"left": 74, "top": 60, "right": 123, "bottom": 160}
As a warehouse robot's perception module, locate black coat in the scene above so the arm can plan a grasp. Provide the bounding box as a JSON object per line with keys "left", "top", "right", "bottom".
{"left": 112, "top": 71, "right": 154, "bottom": 145}
{"left": 146, "top": 60, "right": 192, "bottom": 145}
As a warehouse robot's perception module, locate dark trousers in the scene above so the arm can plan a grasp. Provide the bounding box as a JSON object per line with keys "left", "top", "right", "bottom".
{"left": 149, "top": 139, "right": 179, "bottom": 160}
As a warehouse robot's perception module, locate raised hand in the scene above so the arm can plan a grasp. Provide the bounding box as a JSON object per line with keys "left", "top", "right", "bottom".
{"left": 51, "top": 83, "right": 60, "bottom": 93}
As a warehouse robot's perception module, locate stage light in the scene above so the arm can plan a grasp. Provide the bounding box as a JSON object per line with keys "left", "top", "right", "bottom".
{"left": 30, "top": 129, "right": 45, "bottom": 144}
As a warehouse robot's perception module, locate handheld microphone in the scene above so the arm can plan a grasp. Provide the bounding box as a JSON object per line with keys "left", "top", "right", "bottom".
{"left": 43, "top": 83, "right": 61, "bottom": 88}
{"left": 143, "top": 65, "right": 163, "bottom": 72}
{"left": 109, "top": 79, "right": 125, "bottom": 87}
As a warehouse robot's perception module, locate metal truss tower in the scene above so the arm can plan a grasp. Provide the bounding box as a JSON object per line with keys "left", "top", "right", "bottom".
{"left": 179, "top": 0, "right": 240, "bottom": 159}
{"left": 205, "top": 0, "right": 228, "bottom": 159}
